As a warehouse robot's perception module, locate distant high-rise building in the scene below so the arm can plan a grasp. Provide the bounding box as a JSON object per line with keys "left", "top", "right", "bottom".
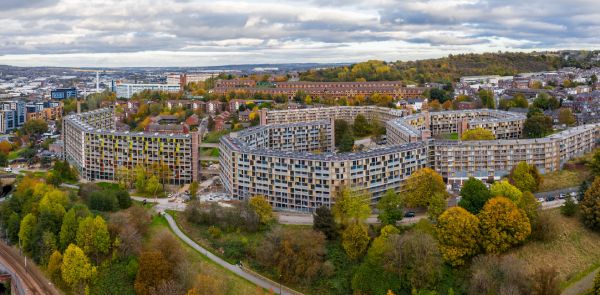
{"left": 114, "top": 82, "right": 180, "bottom": 99}
{"left": 51, "top": 88, "right": 78, "bottom": 100}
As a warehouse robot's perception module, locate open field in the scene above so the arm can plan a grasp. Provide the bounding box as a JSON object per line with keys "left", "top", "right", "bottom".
{"left": 509, "top": 209, "right": 600, "bottom": 288}
{"left": 539, "top": 168, "right": 590, "bottom": 192}
{"left": 150, "top": 214, "right": 261, "bottom": 295}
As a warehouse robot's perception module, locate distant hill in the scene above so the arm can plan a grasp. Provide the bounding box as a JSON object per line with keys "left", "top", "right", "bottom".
{"left": 299, "top": 52, "right": 567, "bottom": 84}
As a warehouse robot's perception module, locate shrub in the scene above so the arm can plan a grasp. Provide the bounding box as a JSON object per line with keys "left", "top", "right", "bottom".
{"left": 88, "top": 191, "right": 119, "bottom": 212}
{"left": 207, "top": 226, "right": 222, "bottom": 239}
{"left": 469, "top": 255, "right": 530, "bottom": 295}
{"left": 560, "top": 196, "right": 577, "bottom": 217}
{"left": 531, "top": 210, "right": 559, "bottom": 242}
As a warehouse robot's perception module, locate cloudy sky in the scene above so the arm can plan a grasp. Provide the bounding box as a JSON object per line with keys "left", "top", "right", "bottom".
{"left": 0, "top": 0, "right": 598, "bottom": 67}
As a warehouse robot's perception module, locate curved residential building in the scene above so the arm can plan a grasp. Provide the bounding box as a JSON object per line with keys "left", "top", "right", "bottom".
{"left": 63, "top": 108, "right": 199, "bottom": 185}
{"left": 221, "top": 106, "right": 600, "bottom": 211}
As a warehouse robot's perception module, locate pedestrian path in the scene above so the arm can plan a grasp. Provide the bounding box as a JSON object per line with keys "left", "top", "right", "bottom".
{"left": 163, "top": 212, "right": 302, "bottom": 295}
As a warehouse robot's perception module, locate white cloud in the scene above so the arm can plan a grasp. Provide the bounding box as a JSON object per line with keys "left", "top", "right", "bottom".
{"left": 0, "top": 0, "right": 599, "bottom": 66}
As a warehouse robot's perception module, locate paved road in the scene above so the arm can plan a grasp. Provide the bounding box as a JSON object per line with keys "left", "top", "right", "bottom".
{"left": 562, "top": 266, "right": 599, "bottom": 295}
{"left": 0, "top": 241, "right": 60, "bottom": 295}
{"left": 163, "top": 213, "right": 300, "bottom": 295}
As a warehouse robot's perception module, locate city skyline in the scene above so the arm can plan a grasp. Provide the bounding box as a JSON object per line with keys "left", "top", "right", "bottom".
{"left": 1, "top": 0, "right": 600, "bottom": 67}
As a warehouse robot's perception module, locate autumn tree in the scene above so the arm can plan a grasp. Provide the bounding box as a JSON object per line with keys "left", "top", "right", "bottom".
{"left": 189, "top": 181, "right": 199, "bottom": 199}
{"left": 256, "top": 228, "right": 326, "bottom": 284}
{"left": 436, "top": 207, "right": 481, "bottom": 266}
{"left": 459, "top": 177, "right": 491, "bottom": 214}
{"left": 461, "top": 128, "right": 495, "bottom": 141}
{"left": 385, "top": 231, "right": 442, "bottom": 290}
{"left": 478, "top": 197, "right": 531, "bottom": 253}
{"left": 61, "top": 244, "right": 96, "bottom": 292}
{"left": 508, "top": 161, "right": 540, "bottom": 192}
{"left": 135, "top": 250, "right": 173, "bottom": 295}
{"left": 478, "top": 89, "right": 495, "bottom": 109}
{"left": 490, "top": 180, "right": 522, "bottom": 203}
{"left": 18, "top": 213, "right": 37, "bottom": 253}
{"left": 313, "top": 206, "right": 337, "bottom": 240}
{"left": 377, "top": 189, "right": 403, "bottom": 225}
{"left": 558, "top": 107, "right": 576, "bottom": 126}
{"left": 342, "top": 223, "right": 371, "bottom": 259}
{"left": 249, "top": 195, "right": 274, "bottom": 225}
{"left": 332, "top": 187, "right": 371, "bottom": 226}
{"left": 518, "top": 191, "right": 540, "bottom": 224}
{"left": 76, "top": 216, "right": 111, "bottom": 262}
{"left": 351, "top": 225, "right": 401, "bottom": 294}
{"left": 403, "top": 168, "right": 448, "bottom": 211}
{"left": 59, "top": 205, "right": 90, "bottom": 251}
{"left": 146, "top": 175, "right": 161, "bottom": 199}
{"left": 581, "top": 177, "right": 600, "bottom": 231}
{"left": 134, "top": 165, "right": 147, "bottom": 192}
{"left": 47, "top": 250, "right": 63, "bottom": 282}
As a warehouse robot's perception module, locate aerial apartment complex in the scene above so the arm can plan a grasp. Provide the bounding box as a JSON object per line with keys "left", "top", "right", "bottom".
{"left": 212, "top": 80, "right": 426, "bottom": 99}
{"left": 220, "top": 106, "right": 600, "bottom": 212}
{"left": 63, "top": 108, "right": 199, "bottom": 184}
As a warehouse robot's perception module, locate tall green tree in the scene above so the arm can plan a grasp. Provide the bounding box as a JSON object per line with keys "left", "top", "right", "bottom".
{"left": 377, "top": 190, "right": 403, "bottom": 225}
{"left": 342, "top": 223, "right": 370, "bottom": 260}
{"left": 76, "top": 216, "right": 111, "bottom": 262}
{"left": 581, "top": 177, "right": 600, "bottom": 231}
{"left": 508, "top": 161, "right": 540, "bottom": 192}
{"left": 478, "top": 89, "right": 495, "bottom": 109}
{"left": 18, "top": 213, "right": 37, "bottom": 253}
{"left": 459, "top": 177, "right": 491, "bottom": 214}
{"left": 332, "top": 187, "right": 371, "bottom": 226}
{"left": 353, "top": 114, "right": 371, "bottom": 137}
{"left": 61, "top": 244, "right": 96, "bottom": 292}
{"left": 384, "top": 231, "right": 442, "bottom": 290}
{"left": 523, "top": 113, "right": 553, "bottom": 138}
{"left": 490, "top": 180, "right": 523, "bottom": 203}
{"left": 313, "top": 206, "right": 337, "bottom": 240}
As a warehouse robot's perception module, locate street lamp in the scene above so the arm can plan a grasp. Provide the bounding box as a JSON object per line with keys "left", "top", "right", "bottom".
{"left": 279, "top": 274, "right": 282, "bottom": 295}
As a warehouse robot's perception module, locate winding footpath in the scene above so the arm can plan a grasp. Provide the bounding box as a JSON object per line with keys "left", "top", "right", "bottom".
{"left": 163, "top": 213, "right": 301, "bottom": 295}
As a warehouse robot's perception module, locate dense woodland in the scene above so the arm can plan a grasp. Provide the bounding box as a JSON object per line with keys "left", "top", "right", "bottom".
{"left": 300, "top": 52, "right": 566, "bottom": 84}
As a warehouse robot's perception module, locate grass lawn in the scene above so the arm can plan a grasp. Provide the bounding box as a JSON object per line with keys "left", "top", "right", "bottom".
{"left": 204, "top": 130, "right": 230, "bottom": 143}
{"left": 7, "top": 148, "right": 26, "bottom": 160}
{"left": 132, "top": 190, "right": 167, "bottom": 198}
{"left": 172, "top": 211, "right": 357, "bottom": 295}
{"left": 200, "top": 148, "right": 220, "bottom": 157}
{"left": 508, "top": 209, "right": 600, "bottom": 288}
{"left": 437, "top": 132, "right": 459, "bottom": 140}
{"left": 150, "top": 214, "right": 260, "bottom": 294}
{"left": 539, "top": 169, "right": 590, "bottom": 192}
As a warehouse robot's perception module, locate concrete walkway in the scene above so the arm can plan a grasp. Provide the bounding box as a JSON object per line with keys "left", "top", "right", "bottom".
{"left": 562, "top": 267, "right": 599, "bottom": 295}
{"left": 163, "top": 213, "right": 301, "bottom": 295}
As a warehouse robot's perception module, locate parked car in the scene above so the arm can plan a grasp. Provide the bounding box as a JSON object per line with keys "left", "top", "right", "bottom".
{"left": 546, "top": 196, "right": 556, "bottom": 202}
{"left": 558, "top": 193, "right": 567, "bottom": 199}
{"left": 537, "top": 197, "right": 545, "bottom": 203}
{"left": 404, "top": 211, "right": 416, "bottom": 218}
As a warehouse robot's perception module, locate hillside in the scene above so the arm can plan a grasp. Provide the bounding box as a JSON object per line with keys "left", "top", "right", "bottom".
{"left": 300, "top": 52, "right": 563, "bottom": 84}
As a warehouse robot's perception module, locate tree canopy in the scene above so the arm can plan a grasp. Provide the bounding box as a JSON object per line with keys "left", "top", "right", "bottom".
{"left": 461, "top": 128, "right": 495, "bottom": 141}
{"left": 478, "top": 197, "right": 531, "bottom": 253}
{"left": 459, "top": 177, "right": 491, "bottom": 214}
